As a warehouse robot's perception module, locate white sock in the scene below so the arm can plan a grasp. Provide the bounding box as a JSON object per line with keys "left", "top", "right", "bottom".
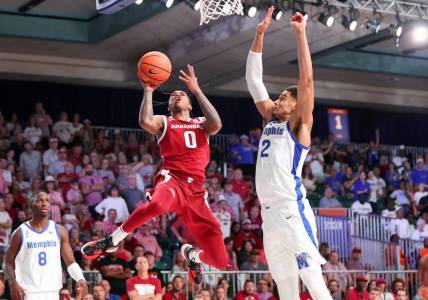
{"left": 189, "top": 249, "right": 202, "bottom": 263}
{"left": 111, "top": 226, "right": 129, "bottom": 246}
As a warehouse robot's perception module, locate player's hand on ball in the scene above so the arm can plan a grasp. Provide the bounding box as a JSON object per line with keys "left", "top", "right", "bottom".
{"left": 76, "top": 280, "right": 89, "bottom": 298}
{"left": 140, "top": 80, "right": 158, "bottom": 92}
{"left": 256, "top": 6, "right": 273, "bottom": 35}
{"left": 179, "top": 64, "right": 201, "bottom": 95}
{"left": 291, "top": 12, "right": 306, "bottom": 32}
{"left": 10, "top": 281, "right": 25, "bottom": 300}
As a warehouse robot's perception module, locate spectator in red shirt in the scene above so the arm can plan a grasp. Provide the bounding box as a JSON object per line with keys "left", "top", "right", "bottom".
{"left": 299, "top": 291, "right": 312, "bottom": 300}
{"left": 346, "top": 276, "right": 368, "bottom": 300}
{"left": 248, "top": 206, "right": 262, "bottom": 232}
{"left": 127, "top": 256, "right": 162, "bottom": 300}
{"left": 234, "top": 219, "right": 257, "bottom": 251}
{"left": 69, "top": 143, "right": 83, "bottom": 167}
{"left": 171, "top": 217, "right": 196, "bottom": 246}
{"left": 231, "top": 169, "right": 251, "bottom": 201}
{"left": 57, "top": 162, "right": 79, "bottom": 197}
{"left": 234, "top": 280, "right": 260, "bottom": 300}
{"left": 162, "top": 275, "right": 186, "bottom": 300}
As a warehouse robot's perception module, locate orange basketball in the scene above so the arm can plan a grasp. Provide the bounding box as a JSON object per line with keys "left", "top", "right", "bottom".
{"left": 137, "top": 51, "right": 172, "bottom": 87}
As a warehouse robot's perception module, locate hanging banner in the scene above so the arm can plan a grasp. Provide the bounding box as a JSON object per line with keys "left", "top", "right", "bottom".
{"left": 328, "top": 108, "right": 350, "bottom": 143}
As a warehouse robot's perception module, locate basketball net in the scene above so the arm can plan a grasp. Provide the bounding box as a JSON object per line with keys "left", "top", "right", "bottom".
{"left": 199, "top": 0, "right": 243, "bottom": 25}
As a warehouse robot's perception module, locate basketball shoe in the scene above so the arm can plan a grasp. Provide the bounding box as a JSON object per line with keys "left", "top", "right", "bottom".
{"left": 81, "top": 234, "right": 118, "bottom": 260}
{"left": 181, "top": 244, "right": 203, "bottom": 285}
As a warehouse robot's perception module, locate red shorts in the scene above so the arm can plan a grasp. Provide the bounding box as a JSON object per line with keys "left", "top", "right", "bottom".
{"left": 149, "top": 169, "right": 222, "bottom": 243}
{"left": 122, "top": 169, "right": 227, "bottom": 269}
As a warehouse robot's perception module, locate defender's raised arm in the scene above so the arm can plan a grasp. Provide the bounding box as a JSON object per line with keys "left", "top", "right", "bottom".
{"left": 246, "top": 7, "right": 275, "bottom": 122}
{"left": 289, "top": 12, "right": 314, "bottom": 147}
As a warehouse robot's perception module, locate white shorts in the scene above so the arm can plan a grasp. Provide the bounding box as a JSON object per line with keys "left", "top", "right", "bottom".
{"left": 261, "top": 198, "right": 325, "bottom": 278}
{"left": 24, "top": 291, "right": 59, "bottom": 300}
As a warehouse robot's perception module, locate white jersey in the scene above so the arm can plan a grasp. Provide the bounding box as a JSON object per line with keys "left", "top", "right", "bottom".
{"left": 256, "top": 120, "right": 332, "bottom": 300}
{"left": 256, "top": 120, "right": 309, "bottom": 205}
{"left": 15, "top": 220, "right": 63, "bottom": 293}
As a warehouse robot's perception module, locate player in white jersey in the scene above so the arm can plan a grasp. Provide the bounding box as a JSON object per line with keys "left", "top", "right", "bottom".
{"left": 4, "top": 192, "right": 88, "bottom": 300}
{"left": 245, "top": 7, "right": 332, "bottom": 300}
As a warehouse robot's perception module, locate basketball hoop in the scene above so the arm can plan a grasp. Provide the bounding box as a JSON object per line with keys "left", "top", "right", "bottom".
{"left": 199, "top": 0, "right": 243, "bottom": 25}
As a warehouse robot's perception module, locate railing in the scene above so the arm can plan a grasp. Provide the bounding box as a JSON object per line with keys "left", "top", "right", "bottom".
{"left": 65, "top": 271, "right": 102, "bottom": 292}
{"left": 160, "top": 270, "right": 420, "bottom": 298}
{"left": 92, "top": 125, "right": 428, "bottom": 162}
{"left": 314, "top": 211, "right": 424, "bottom": 270}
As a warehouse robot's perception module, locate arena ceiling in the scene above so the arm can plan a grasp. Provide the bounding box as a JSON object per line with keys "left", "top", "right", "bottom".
{"left": 0, "top": 0, "right": 427, "bottom": 110}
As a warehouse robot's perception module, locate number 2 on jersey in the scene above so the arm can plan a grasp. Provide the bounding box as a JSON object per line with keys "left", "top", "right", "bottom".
{"left": 38, "top": 251, "right": 47, "bottom": 266}
{"left": 260, "top": 140, "right": 271, "bottom": 157}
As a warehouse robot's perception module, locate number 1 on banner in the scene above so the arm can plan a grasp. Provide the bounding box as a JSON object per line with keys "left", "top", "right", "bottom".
{"left": 184, "top": 131, "right": 197, "bottom": 149}
{"left": 327, "top": 108, "right": 350, "bottom": 143}
{"left": 335, "top": 115, "right": 343, "bottom": 130}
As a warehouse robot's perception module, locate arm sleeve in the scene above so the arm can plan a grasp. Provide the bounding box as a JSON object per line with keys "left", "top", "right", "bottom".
{"left": 245, "top": 51, "right": 269, "bottom": 102}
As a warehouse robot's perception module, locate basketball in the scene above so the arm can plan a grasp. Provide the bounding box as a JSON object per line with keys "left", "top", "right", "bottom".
{"left": 138, "top": 51, "right": 172, "bottom": 87}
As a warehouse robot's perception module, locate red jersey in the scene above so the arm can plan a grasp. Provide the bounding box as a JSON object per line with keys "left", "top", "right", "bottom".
{"left": 126, "top": 276, "right": 162, "bottom": 295}
{"left": 234, "top": 291, "right": 261, "bottom": 300}
{"left": 159, "top": 117, "right": 210, "bottom": 182}
{"left": 346, "top": 289, "right": 368, "bottom": 300}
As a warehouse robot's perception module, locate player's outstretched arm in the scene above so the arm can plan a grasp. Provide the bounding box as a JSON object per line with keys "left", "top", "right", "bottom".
{"left": 58, "top": 225, "right": 88, "bottom": 298}
{"left": 138, "top": 82, "right": 164, "bottom": 136}
{"left": 179, "top": 64, "right": 222, "bottom": 135}
{"left": 4, "top": 230, "right": 25, "bottom": 300}
{"left": 289, "top": 12, "right": 314, "bottom": 148}
{"left": 246, "top": 7, "right": 275, "bottom": 122}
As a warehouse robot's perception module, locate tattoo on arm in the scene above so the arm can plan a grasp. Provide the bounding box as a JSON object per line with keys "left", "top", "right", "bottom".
{"left": 193, "top": 90, "right": 222, "bottom": 134}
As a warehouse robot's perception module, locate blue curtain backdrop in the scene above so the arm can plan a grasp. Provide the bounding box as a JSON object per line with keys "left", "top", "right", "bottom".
{"left": 0, "top": 80, "right": 425, "bottom": 146}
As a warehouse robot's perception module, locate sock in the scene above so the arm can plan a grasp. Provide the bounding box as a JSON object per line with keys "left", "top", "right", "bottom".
{"left": 111, "top": 226, "right": 129, "bottom": 246}
{"left": 189, "top": 249, "right": 202, "bottom": 264}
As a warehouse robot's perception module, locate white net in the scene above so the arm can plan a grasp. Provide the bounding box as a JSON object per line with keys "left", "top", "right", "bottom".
{"left": 199, "top": 0, "right": 243, "bottom": 25}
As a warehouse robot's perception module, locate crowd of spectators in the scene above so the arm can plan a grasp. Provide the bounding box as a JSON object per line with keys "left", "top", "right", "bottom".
{"left": 0, "top": 103, "right": 427, "bottom": 299}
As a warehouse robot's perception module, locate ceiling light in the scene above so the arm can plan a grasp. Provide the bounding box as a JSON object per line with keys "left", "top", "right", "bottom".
{"left": 165, "top": 0, "right": 174, "bottom": 8}
{"left": 319, "top": 12, "right": 334, "bottom": 27}
{"left": 413, "top": 25, "right": 428, "bottom": 42}
{"left": 366, "top": 9, "right": 382, "bottom": 34}
{"left": 243, "top": 3, "right": 257, "bottom": 17}
{"left": 341, "top": 7, "right": 359, "bottom": 31}
{"left": 135, "top": 0, "right": 143, "bottom": 4}
{"left": 273, "top": 8, "right": 283, "bottom": 21}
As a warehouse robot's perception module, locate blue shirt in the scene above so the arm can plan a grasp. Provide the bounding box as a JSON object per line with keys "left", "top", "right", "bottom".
{"left": 385, "top": 170, "right": 400, "bottom": 189}
{"left": 227, "top": 143, "right": 240, "bottom": 164}
{"left": 352, "top": 179, "right": 370, "bottom": 201}
{"left": 336, "top": 172, "right": 345, "bottom": 183}
{"left": 325, "top": 176, "right": 342, "bottom": 195}
{"left": 367, "top": 150, "right": 380, "bottom": 168}
{"left": 235, "top": 145, "right": 255, "bottom": 165}
{"left": 411, "top": 168, "right": 428, "bottom": 185}
{"left": 319, "top": 196, "right": 342, "bottom": 208}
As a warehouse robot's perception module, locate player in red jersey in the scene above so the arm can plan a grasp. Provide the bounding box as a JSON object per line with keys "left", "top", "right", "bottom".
{"left": 81, "top": 64, "right": 227, "bottom": 285}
